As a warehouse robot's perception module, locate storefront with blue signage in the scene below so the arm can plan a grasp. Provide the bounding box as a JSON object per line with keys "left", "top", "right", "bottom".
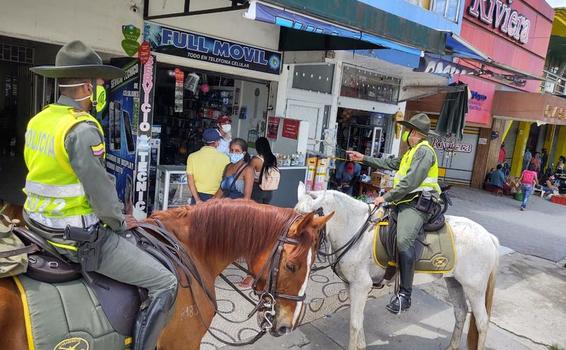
{"left": 140, "top": 21, "right": 289, "bottom": 210}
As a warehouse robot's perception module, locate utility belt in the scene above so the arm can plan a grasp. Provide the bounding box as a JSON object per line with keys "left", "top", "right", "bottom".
{"left": 64, "top": 224, "right": 107, "bottom": 272}
{"left": 398, "top": 191, "right": 441, "bottom": 215}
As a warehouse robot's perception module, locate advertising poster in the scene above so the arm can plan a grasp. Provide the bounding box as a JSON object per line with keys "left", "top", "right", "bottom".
{"left": 282, "top": 118, "right": 300, "bottom": 140}
{"left": 267, "top": 116, "right": 281, "bottom": 140}
{"left": 105, "top": 59, "right": 140, "bottom": 215}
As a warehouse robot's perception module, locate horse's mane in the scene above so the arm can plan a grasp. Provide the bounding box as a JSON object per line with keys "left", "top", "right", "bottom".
{"left": 150, "top": 199, "right": 313, "bottom": 262}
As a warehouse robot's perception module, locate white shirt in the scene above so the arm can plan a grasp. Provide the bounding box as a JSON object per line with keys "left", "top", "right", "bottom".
{"left": 218, "top": 137, "right": 231, "bottom": 155}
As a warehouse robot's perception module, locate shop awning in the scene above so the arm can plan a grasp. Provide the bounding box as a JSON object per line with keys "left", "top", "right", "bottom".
{"left": 244, "top": 0, "right": 422, "bottom": 56}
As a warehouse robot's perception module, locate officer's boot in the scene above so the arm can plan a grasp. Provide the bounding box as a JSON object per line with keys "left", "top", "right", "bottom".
{"left": 386, "top": 246, "right": 416, "bottom": 314}
{"left": 133, "top": 289, "right": 176, "bottom": 350}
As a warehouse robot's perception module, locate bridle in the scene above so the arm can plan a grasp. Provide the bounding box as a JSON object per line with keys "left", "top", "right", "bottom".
{"left": 310, "top": 203, "right": 379, "bottom": 278}
{"left": 134, "top": 213, "right": 313, "bottom": 347}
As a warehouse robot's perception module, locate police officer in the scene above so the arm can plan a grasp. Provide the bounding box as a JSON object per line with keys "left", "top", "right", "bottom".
{"left": 24, "top": 41, "right": 178, "bottom": 350}
{"left": 347, "top": 113, "right": 440, "bottom": 314}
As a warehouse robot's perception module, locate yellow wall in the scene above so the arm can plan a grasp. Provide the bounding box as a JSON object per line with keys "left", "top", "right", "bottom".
{"left": 554, "top": 126, "right": 566, "bottom": 166}
{"left": 510, "top": 122, "right": 531, "bottom": 178}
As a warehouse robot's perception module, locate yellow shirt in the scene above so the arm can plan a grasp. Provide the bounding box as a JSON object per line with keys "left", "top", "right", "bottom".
{"left": 187, "top": 146, "right": 230, "bottom": 195}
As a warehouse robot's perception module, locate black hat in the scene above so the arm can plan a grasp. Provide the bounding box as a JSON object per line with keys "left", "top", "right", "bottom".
{"left": 398, "top": 113, "right": 431, "bottom": 136}
{"left": 30, "top": 40, "right": 124, "bottom": 79}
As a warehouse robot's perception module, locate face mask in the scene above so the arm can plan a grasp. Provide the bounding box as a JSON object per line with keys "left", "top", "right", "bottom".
{"left": 402, "top": 130, "right": 410, "bottom": 143}
{"left": 221, "top": 124, "right": 232, "bottom": 133}
{"left": 58, "top": 82, "right": 107, "bottom": 113}
{"left": 229, "top": 152, "right": 245, "bottom": 164}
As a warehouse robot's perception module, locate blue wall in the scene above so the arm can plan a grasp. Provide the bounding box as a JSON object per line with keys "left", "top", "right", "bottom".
{"left": 358, "top": 0, "right": 464, "bottom": 34}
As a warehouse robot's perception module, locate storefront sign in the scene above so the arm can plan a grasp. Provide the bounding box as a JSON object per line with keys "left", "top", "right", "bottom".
{"left": 415, "top": 55, "right": 476, "bottom": 76}
{"left": 144, "top": 22, "right": 282, "bottom": 75}
{"left": 267, "top": 116, "right": 281, "bottom": 139}
{"left": 432, "top": 136, "right": 473, "bottom": 153}
{"left": 282, "top": 118, "right": 300, "bottom": 140}
{"left": 456, "top": 75, "right": 495, "bottom": 125}
{"left": 139, "top": 41, "right": 151, "bottom": 64}
{"left": 468, "top": 0, "right": 530, "bottom": 44}
{"left": 133, "top": 55, "right": 156, "bottom": 219}
{"left": 544, "top": 105, "right": 566, "bottom": 120}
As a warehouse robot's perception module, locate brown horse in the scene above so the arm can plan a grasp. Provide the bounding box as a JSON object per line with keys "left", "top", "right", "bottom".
{"left": 0, "top": 199, "right": 334, "bottom": 350}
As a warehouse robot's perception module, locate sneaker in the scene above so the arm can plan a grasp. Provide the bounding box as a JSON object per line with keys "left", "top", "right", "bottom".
{"left": 520, "top": 207, "right": 524, "bottom": 211}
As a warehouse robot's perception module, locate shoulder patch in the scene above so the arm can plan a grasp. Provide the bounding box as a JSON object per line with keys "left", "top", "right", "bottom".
{"left": 90, "top": 143, "right": 105, "bottom": 157}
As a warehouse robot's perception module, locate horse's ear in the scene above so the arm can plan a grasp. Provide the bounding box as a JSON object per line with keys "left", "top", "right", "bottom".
{"left": 312, "top": 211, "right": 335, "bottom": 229}
{"left": 292, "top": 211, "right": 316, "bottom": 237}
{"left": 297, "top": 182, "right": 306, "bottom": 199}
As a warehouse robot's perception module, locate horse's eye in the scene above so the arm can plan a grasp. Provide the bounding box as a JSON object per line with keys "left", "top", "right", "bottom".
{"left": 285, "top": 263, "right": 297, "bottom": 273}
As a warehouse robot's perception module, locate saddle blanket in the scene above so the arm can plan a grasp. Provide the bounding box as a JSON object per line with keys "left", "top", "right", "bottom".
{"left": 372, "top": 222, "right": 456, "bottom": 274}
{"left": 13, "top": 275, "right": 132, "bottom": 350}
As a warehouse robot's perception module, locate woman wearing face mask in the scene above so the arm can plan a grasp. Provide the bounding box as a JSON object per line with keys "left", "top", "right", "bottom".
{"left": 216, "top": 115, "right": 232, "bottom": 155}
{"left": 216, "top": 138, "right": 254, "bottom": 199}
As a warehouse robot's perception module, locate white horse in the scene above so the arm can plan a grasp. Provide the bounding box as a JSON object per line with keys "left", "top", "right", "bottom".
{"left": 295, "top": 184, "right": 499, "bottom": 350}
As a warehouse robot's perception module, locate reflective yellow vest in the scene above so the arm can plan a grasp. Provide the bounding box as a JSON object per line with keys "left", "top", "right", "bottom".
{"left": 23, "top": 104, "right": 104, "bottom": 226}
{"left": 392, "top": 140, "right": 441, "bottom": 205}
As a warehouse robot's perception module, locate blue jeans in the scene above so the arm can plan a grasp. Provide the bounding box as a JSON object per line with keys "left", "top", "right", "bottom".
{"left": 191, "top": 192, "right": 214, "bottom": 205}
{"left": 521, "top": 184, "right": 533, "bottom": 208}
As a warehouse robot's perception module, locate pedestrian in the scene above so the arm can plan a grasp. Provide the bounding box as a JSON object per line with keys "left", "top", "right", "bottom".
{"left": 24, "top": 40, "right": 178, "bottom": 350}
{"left": 333, "top": 159, "right": 362, "bottom": 196}
{"left": 216, "top": 115, "right": 232, "bottom": 155}
{"left": 557, "top": 156, "right": 565, "bottom": 174}
{"left": 250, "top": 137, "right": 279, "bottom": 204}
{"left": 216, "top": 138, "right": 254, "bottom": 199}
{"left": 486, "top": 164, "right": 506, "bottom": 192}
{"left": 347, "top": 113, "right": 440, "bottom": 314}
{"left": 498, "top": 143, "right": 506, "bottom": 165}
{"left": 523, "top": 148, "right": 532, "bottom": 171}
{"left": 530, "top": 152, "right": 541, "bottom": 173}
{"left": 187, "top": 128, "right": 230, "bottom": 204}
{"left": 519, "top": 163, "right": 538, "bottom": 211}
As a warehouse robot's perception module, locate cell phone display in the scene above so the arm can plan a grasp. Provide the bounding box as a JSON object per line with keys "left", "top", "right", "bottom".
{"left": 123, "top": 110, "right": 135, "bottom": 153}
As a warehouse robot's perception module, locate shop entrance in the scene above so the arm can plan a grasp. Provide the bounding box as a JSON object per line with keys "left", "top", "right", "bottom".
{"left": 0, "top": 36, "right": 60, "bottom": 206}
{"left": 151, "top": 63, "right": 270, "bottom": 210}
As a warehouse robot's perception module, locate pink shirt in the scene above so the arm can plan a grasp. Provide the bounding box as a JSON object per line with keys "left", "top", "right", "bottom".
{"left": 521, "top": 170, "right": 537, "bottom": 185}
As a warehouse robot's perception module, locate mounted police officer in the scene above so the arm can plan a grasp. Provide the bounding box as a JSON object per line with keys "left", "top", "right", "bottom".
{"left": 347, "top": 113, "right": 441, "bottom": 314}
{"left": 24, "top": 40, "right": 178, "bottom": 350}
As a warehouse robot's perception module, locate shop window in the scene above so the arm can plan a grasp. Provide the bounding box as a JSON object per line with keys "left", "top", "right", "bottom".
{"left": 432, "top": 0, "right": 461, "bottom": 22}
{"left": 0, "top": 43, "right": 33, "bottom": 64}
{"left": 292, "top": 64, "right": 334, "bottom": 94}
{"left": 340, "top": 65, "right": 400, "bottom": 105}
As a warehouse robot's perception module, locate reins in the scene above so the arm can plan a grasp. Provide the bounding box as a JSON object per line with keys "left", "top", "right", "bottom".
{"left": 311, "top": 205, "right": 379, "bottom": 277}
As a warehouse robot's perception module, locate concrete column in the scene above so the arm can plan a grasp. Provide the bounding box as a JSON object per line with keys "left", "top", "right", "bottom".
{"left": 510, "top": 122, "right": 531, "bottom": 178}
{"left": 553, "top": 126, "right": 566, "bottom": 166}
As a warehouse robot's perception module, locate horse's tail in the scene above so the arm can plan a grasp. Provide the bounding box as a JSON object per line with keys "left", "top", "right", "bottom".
{"left": 467, "top": 234, "right": 499, "bottom": 349}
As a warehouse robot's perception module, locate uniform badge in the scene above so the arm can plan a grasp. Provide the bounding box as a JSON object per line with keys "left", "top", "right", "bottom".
{"left": 90, "top": 143, "right": 105, "bottom": 158}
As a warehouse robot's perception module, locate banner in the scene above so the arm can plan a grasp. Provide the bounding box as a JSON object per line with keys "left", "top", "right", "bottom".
{"left": 105, "top": 59, "right": 139, "bottom": 215}
{"left": 133, "top": 54, "right": 157, "bottom": 219}
{"left": 144, "top": 21, "right": 282, "bottom": 75}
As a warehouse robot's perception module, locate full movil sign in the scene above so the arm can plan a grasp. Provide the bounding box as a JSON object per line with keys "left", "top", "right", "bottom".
{"left": 467, "top": 0, "right": 530, "bottom": 44}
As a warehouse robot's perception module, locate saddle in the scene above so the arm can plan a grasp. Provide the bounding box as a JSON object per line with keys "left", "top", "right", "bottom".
{"left": 9, "top": 223, "right": 178, "bottom": 337}
{"left": 373, "top": 189, "right": 455, "bottom": 281}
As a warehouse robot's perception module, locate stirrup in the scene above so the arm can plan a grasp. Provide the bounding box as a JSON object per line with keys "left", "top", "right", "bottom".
{"left": 385, "top": 293, "right": 411, "bottom": 315}
{"left": 133, "top": 290, "right": 176, "bottom": 350}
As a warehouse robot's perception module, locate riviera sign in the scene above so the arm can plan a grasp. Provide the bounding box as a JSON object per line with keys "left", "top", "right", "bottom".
{"left": 144, "top": 22, "right": 282, "bottom": 75}
{"left": 468, "top": 0, "right": 530, "bottom": 45}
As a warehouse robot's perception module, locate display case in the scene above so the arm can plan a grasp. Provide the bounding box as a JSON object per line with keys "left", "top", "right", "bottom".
{"left": 154, "top": 165, "right": 192, "bottom": 211}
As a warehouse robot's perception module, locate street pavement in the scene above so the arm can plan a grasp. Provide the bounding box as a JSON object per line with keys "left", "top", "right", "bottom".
{"left": 446, "top": 186, "right": 566, "bottom": 262}
{"left": 217, "top": 187, "right": 566, "bottom": 350}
